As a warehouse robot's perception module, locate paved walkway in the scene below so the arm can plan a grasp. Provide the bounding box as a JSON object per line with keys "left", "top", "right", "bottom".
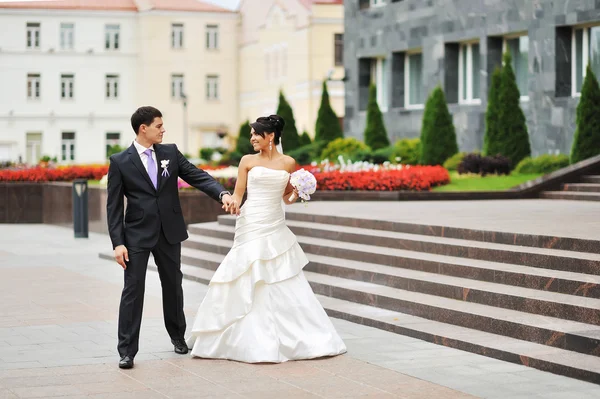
{"left": 1, "top": 224, "right": 600, "bottom": 398}
{"left": 287, "top": 199, "right": 600, "bottom": 239}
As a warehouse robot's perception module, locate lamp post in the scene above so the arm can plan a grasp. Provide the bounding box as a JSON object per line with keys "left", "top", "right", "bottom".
{"left": 181, "top": 92, "right": 188, "bottom": 156}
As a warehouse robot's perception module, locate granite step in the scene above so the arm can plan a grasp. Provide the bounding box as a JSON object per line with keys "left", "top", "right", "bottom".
{"left": 541, "top": 191, "right": 600, "bottom": 201}
{"left": 189, "top": 222, "right": 600, "bottom": 298}
{"left": 190, "top": 221, "right": 600, "bottom": 276}
{"left": 582, "top": 175, "right": 600, "bottom": 184}
{"left": 562, "top": 183, "right": 600, "bottom": 193}
{"left": 97, "top": 250, "right": 600, "bottom": 382}
{"left": 222, "top": 212, "right": 600, "bottom": 254}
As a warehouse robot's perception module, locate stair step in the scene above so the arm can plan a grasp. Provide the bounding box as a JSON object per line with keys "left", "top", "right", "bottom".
{"left": 562, "top": 183, "right": 600, "bottom": 193}
{"left": 318, "top": 296, "right": 600, "bottom": 384}
{"left": 541, "top": 191, "right": 600, "bottom": 201}
{"left": 582, "top": 175, "right": 600, "bottom": 184}
{"left": 189, "top": 221, "right": 600, "bottom": 276}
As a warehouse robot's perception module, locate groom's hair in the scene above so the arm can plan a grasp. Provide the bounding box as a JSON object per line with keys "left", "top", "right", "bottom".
{"left": 131, "top": 106, "right": 163, "bottom": 134}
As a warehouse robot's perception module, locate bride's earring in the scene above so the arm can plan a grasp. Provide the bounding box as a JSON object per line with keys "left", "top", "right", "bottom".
{"left": 269, "top": 140, "right": 273, "bottom": 152}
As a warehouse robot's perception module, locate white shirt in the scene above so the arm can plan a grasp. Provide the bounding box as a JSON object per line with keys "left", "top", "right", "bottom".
{"left": 133, "top": 140, "right": 157, "bottom": 174}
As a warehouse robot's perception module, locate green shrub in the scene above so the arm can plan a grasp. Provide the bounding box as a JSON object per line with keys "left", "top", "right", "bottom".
{"left": 369, "top": 146, "right": 394, "bottom": 164}
{"left": 199, "top": 148, "right": 215, "bottom": 161}
{"left": 419, "top": 86, "right": 458, "bottom": 165}
{"left": 443, "top": 152, "right": 468, "bottom": 171}
{"left": 300, "top": 130, "right": 312, "bottom": 147}
{"left": 483, "top": 67, "right": 502, "bottom": 156}
{"left": 107, "top": 145, "right": 124, "bottom": 158}
{"left": 288, "top": 141, "right": 327, "bottom": 165}
{"left": 391, "top": 138, "right": 421, "bottom": 165}
{"left": 363, "top": 84, "right": 390, "bottom": 150}
{"left": 571, "top": 64, "right": 600, "bottom": 164}
{"left": 218, "top": 151, "right": 243, "bottom": 166}
{"left": 321, "top": 137, "right": 371, "bottom": 162}
{"left": 315, "top": 80, "right": 343, "bottom": 145}
{"left": 276, "top": 90, "right": 301, "bottom": 151}
{"left": 235, "top": 120, "right": 253, "bottom": 155}
{"left": 514, "top": 154, "right": 570, "bottom": 174}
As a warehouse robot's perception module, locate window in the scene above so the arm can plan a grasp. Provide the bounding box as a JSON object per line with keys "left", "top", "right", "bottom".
{"left": 171, "top": 23, "right": 184, "bottom": 49}
{"left": 459, "top": 42, "right": 480, "bottom": 103}
{"left": 206, "top": 75, "right": 219, "bottom": 100}
{"left": 61, "top": 132, "right": 75, "bottom": 162}
{"left": 272, "top": 50, "right": 279, "bottom": 79}
{"left": 26, "top": 132, "right": 42, "bottom": 165}
{"left": 105, "top": 24, "right": 120, "bottom": 50}
{"left": 264, "top": 52, "right": 270, "bottom": 80}
{"left": 504, "top": 36, "right": 529, "bottom": 98}
{"left": 334, "top": 33, "right": 344, "bottom": 66}
{"left": 370, "top": 0, "right": 385, "bottom": 6}
{"left": 281, "top": 46, "right": 287, "bottom": 78}
{"left": 27, "top": 74, "right": 41, "bottom": 99}
{"left": 61, "top": 74, "right": 74, "bottom": 99}
{"left": 105, "top": 75, "right": 119, "bottom": 99}
{"left": 370, "top": 58, "right": 388, "bottom": 111}
{"left": 106, "top": 132, "right": 120, "bottom": 158}
{"left": 26, "top": 22, "right": 40, "bottom": 49}
{"left": 171, "top": 74, "right": 184, "bottom": 99}
{"left": 572, "top": 26, "right": 600, "bottom": 96}
{"left": 206, "top": 25, "right": 219, "bottom": 50}
{"left": 60, "top": 23, "right": 74, "bottom": 50}
{"left": 405, "top": 52, "right": 424, "bottom": 107}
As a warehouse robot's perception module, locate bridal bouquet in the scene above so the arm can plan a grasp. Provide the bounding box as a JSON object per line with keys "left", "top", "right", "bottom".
{"left": 289, "top": 169, "right": 317, "bottom": 202}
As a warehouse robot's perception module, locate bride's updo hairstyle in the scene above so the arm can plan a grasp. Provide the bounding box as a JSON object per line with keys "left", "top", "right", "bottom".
{"left": 250, "top": 115, "right": 285, "bottom": 145}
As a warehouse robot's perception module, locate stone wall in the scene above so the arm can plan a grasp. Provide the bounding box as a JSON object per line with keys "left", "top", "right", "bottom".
{"left": 343, "top": 0, "right": 600, "bottom": 155}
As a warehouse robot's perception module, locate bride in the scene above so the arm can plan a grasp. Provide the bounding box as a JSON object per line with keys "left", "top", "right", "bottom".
{"left": 186, "top": 115, "right": 347, "bottom": 363}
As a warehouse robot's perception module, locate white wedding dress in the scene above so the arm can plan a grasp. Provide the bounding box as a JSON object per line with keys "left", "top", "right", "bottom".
{"left": 186, "top": 166, "right": 347, "bottom": 363}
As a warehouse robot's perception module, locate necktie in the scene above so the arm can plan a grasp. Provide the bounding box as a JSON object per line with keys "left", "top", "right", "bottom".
{"left": 144, "top": 149, "right": 157, "bottom": 189}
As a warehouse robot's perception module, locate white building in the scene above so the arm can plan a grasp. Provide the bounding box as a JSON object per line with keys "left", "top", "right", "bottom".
{"left": 0, "top": 0, "right": 237, "bottom": 165}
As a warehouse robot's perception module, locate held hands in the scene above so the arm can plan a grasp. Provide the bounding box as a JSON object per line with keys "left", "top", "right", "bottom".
{"left": 114, "top": 245, "right": 129, "bottom": 270}
{"left": 221, "top": 194, "right": 240, "bottom": 216}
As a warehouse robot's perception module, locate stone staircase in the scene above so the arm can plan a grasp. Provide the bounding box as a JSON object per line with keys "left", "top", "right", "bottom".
{"left": 541, "top": 174, "right": 600, "bottom": 201}
{"left": 100, "top": 210, "right": 600, "bottom": 383}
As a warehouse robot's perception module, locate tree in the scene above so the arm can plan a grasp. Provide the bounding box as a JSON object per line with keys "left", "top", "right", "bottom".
{"left": 419, "top": 86, "right": 458, "bottom": 165}
{"left": 276, "top": 90, "right": 301, "bottom": 151}
{"left": 300, "top": 130, "right": 312, "bottom": 147}
{"left": 235, "top": 120, "right": 253, "bottom": 155}
{"left": 363, "top": 84, "right": 390, "bottom": 150}
{"left": 571, "top": 64, "right": 600, "bottom": 163}
{"left": 483, "top": 67, "right": 502, "bottom": 156}
{"left": 315, "top": 80, "right": 343, "bottom": 144}
{"left": 494, "top": 51, "right": 531, "bottom": 167}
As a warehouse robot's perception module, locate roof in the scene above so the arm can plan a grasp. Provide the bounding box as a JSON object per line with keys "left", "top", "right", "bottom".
{"left": 0, "top": 0, "right": 138, "bottom": 11}
{"left": 298, "top": 0, "right": 343, "bottom": 8}
{"left": 145, "top": 0, "right": 233, "bottom": 13}
{"left": 0, "top": 0, "right": 233, "bottom": 12}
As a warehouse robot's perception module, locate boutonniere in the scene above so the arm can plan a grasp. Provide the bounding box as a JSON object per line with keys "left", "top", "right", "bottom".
{"left": 160, "top": 160, "right": 170, "bottom": 177}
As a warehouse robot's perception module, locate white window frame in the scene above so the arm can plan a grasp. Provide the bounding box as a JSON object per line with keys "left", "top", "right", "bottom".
{"left": 60, "top": 74, "right": 74, "bottom": 100}
{"left": 206, "top": 75, "right": 219, "bottom": 100}
{"left": 26, "top": 22, "right": 40, "bottom": 49}
{"left": 458, "top": 41, "right": 481, "bottom": 105}
{"left": 60, "top": 23, "right": 74, "bottom": 50}
{"left": 171, "top": 74, "right": 185, "bottom": 99}
{"left": 171, "top": 23, "right": 184, "bottom": 49}
{"left": 264, "top": 52, "right": 270, "bottom": 81}
{"left": 206, "top": 25, "right": 219, "bottom": 50}
{"left": 61, "top": 132, "right": 75, "bottom": 162}
{"left": 571, "top": 25, "right": 600, "bottom": 97}
{"left": 280, "top": 45, "right": 288, "bottom": 79}
{"left": 404, "top": 50, "right": 424, "bottom": 109}
{"left": 105, "top": 74, "right": 119, "bottom": 99}
{"left": 371, "top": 58, "right": 388, "bottom": 112}
{"left": 370, "top": 0, "right": 385, "bottom": 7}
{"left": 106, "top": 132, "right": 120, "bottom": 157}
{"left": 105, "top": 24, "right": 120, "bottom": 50}
{"left": 502, "top": 34, "right": 529, "bottom": 101}
{"left": 27, "top": 73, "right": 41, "bottom": 100}
{"left": 26, "top": 132, "right": 42, "bottom": 165}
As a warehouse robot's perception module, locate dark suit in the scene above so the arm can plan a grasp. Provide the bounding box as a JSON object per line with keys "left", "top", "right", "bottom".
{"left": 106, "top": 142, "right": 226, "bottom": 358}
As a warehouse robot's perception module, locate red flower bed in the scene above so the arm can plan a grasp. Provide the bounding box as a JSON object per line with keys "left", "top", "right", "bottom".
{"left": 315, "top": 166, "right": 449, "bottom": 191}
{"left": 0, "top": 165, "right": 109, "bottom": 182}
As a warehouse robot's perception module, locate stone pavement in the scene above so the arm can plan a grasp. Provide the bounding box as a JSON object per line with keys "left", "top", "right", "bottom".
{"left": 1, "top": 224, "right": 600, "bottom": 398}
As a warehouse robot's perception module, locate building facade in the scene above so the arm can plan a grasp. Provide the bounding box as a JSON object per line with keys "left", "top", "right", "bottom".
{"left": 344, "top": 0, "right": 600, "bottom": 156}
{"left": 0, "top": 0, "right": 237, "bottom": 164}
{"left": 238, "top": 0, "right": 344, "bottom": 139}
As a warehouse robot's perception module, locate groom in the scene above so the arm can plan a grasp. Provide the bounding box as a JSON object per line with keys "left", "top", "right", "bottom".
{"left": 106, "top": 106, "right": 236, "bottom": 369}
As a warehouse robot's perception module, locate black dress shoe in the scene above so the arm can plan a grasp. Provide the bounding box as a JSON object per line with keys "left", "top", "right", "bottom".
{"left": 172, "top": 338, "right": 189, "bottom": 354}
{"left": 119, "top": 355, "right": 134, "bottom": 369}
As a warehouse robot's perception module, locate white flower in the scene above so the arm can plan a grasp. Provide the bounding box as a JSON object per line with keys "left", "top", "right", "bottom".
{"left": 160, "top": 159, "right": 170, "bottom": 169}
{"left": 99, "top": 174, "right": 108, "bottom": 186}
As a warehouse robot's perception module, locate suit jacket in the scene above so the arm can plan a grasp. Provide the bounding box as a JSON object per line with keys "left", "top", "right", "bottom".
{"left": 106, "top": 143, "right": 226, "bottom": 249}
